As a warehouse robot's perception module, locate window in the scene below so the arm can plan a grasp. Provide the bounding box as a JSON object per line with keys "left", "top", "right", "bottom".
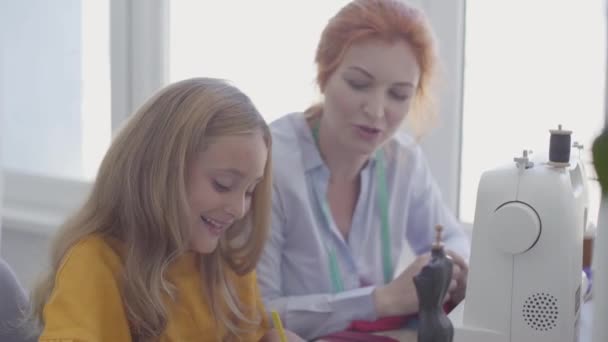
{"left": 460, "top": 0, "right": 606, "bottom": 224}
{"left": 1, "top": 0, "right": 111, "bottom": 181}
{"left": 2, "top": 0, "right": 170, "bottom": 236}
{"left": 169, "top": 0, "right": 351, "bottom": 123}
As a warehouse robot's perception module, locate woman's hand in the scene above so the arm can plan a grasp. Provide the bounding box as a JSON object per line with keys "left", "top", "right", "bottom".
{"left": 373, "top": 250, "right": 467, "bottom": 317}
{"left": 260, "top": 328, "right": 306, "bottom": 342}
{"left": 446, "top": 250, "right": 469, "bottom": 305}
{"left": 373, "top": 252, "right": 432, "bottom": 317}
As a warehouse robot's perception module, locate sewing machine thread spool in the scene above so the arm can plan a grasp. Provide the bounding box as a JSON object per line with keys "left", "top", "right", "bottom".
{"left": 548, "top": 124, "right": 572, "bottom": 167}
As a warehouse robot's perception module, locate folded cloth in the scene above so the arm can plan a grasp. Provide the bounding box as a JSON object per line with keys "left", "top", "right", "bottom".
{"left": 347, "top": 301, "right": 457, "bottom": 332}
{"left": 348, "top": 314, "right": 415, "bottom": 332}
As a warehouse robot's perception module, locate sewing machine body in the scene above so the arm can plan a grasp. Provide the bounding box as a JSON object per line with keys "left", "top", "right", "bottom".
{"left": 452, "top": 153, "right": 586, "bottom": 342}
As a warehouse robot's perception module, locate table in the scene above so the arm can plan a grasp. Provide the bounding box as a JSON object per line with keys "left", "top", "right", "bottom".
{"left": 374, "top": 328, "right": 416, "bottom": 341}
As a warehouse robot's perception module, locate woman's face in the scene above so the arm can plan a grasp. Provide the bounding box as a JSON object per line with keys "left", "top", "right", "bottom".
{"left": 322, "top": 39, "right": 421, "bottom": 156}
{"left": 186, "top": 132, "right": 267, "bottom": 254}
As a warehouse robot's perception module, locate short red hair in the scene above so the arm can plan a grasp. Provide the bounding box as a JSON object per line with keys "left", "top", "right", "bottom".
{"left": 312, "top": 0, "right": 439, "bottom": 133}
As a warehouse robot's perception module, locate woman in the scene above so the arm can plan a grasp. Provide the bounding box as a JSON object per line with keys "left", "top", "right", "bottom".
{"left": 257, "top": 0, "right": 470, "bottom": 339}
{"left": 27, "top": 78, "right": 301, "bottom": 341}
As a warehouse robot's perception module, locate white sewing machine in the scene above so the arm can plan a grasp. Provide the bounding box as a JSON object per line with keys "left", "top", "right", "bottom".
{"left": 450, "top": 128, "right": 588, "bottom": 342}
{"left": 449, "top": 4, "right": 608, "bottom": 340}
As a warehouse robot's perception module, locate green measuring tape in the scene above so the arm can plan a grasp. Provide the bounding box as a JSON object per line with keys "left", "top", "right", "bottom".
{"left": 311, "top": 118, "right": 393, "bottom": 292}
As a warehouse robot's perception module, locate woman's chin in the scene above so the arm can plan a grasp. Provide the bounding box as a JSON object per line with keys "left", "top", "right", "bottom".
{"left": 346, "top": 141, "right": 380, "bottom": 158}
{"left": 342, "top": 135, "right": 383, "bottom": 155}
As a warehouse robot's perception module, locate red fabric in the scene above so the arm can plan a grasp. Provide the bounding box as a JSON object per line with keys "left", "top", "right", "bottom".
{"left": 443, "top": 300, "right": 457, "bottom": 314}
{"left": 347, "top": 301, "right": 457, "bottom": 332}
{"left": 348, "top": 314, "right": 415, "bottom": 332}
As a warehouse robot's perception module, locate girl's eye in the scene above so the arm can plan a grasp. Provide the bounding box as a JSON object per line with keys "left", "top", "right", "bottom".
{"left": 213, "top": 180, "right": 231, "bottom": 192}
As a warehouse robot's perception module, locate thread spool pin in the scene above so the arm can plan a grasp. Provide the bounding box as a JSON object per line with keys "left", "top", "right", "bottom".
{"left": 433, "top": 225, "right": 444, "bottom": 250}
{"left": 514, "top": 149, "right": 534, "bottom": 169}
{"left": 573, "top": 141, "right": 584, "bottom": 158}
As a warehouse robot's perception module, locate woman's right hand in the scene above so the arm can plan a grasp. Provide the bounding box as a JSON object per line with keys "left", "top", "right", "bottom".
{"left": 372, "top": 252, "right": 457, "bottom": 317}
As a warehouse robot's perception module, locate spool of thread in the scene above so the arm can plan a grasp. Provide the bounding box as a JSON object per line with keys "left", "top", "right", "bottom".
{"left": 549, "top": 124, "right": 572, "bottom": 166}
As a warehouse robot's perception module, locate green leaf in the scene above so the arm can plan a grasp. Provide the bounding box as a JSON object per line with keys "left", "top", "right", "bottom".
{"left": 593, "top": 128, "right": 608, "bottom": 195}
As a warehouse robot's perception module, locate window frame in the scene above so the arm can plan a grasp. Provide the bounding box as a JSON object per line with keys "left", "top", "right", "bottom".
{"left": 1, "top": 0, "right": 466, "bottom": 238}
{"left": 1, "top": 0, "right": 170, "bottom": 237}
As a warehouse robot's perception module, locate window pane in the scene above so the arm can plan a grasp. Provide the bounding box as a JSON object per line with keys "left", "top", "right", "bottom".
{"left": 1, "top": 0, "right": 111, "bottom": 181}
{"left": 460, "top": 0, "right": 605, "bottom": 224}
{"left": 169, "top": 0, "right": 351, "bottom": 123}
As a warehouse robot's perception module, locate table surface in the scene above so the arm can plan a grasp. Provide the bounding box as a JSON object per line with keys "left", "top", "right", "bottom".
{"left": 374, "top": 328, "right": 416, "bottom": 341}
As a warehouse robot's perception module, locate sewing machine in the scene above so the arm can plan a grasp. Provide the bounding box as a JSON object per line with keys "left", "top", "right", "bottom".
{"left": 450, "top": 127, "right": 588, "bottom": 342}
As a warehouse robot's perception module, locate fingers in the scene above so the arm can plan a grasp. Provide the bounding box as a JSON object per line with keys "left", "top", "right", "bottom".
{"left": 285, "top": 330, "right": 305, "bottom": 342}
{"left": 443, "top": 291, "right": 452, "bottom": 304}
{"left": 416, "top": 252, "right": 432, "bottom": 265}
{"left": 447, "top": 254, "right": 467, "bottom": 304}
{"left": 452, "top": 264, "right": 462, "bottom": 279}
{"left": 449, "top": 279, "right": 457, "bottom": 292}
{"left": 446, "top": 250, "right": 468, "bottom": 271}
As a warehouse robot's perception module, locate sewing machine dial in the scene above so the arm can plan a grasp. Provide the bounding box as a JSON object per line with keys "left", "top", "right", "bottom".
{"left": 489, "top": 201, "right": 541, "bottom": 254}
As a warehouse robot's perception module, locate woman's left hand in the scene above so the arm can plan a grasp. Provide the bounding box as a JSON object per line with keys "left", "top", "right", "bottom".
{"left": 446, "top": 250, "right": 469, "bottom": 305}
{"left": 260, "top": 328, "right": 306, "bottom": 342}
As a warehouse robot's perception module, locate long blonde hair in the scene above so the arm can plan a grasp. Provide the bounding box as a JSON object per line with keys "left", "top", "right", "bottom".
{"left": 28, "top": 78, "right": 273, "bottom": 339}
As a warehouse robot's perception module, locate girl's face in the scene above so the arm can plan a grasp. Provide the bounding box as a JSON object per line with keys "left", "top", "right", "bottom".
{"left": 186, "top": 132, "right": 267, "bottom": 254}
{"left": 322, "top": 39, "right": 421, "bottom": 156}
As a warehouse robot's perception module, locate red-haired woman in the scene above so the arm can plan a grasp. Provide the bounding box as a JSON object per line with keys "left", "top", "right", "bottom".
{"left": 257, "top": 0, "right": 470, "bottom": 339}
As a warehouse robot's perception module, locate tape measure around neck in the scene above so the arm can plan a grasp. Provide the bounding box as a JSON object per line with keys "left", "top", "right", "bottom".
{"left": 311, "top": 118, "right": 393, "bottom": 292}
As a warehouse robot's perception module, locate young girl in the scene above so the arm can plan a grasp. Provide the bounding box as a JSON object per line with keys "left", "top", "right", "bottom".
{"left": 28, "top": 78, "right": 301, "bottom": 341}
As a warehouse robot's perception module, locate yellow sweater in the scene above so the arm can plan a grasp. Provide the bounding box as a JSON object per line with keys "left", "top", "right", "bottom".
{"left": 39, "top": 236, "right": 269, "bottom": 341}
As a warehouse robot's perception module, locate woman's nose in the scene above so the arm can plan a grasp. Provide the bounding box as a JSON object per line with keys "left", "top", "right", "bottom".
{"left": 363, "top": 93, "right": 385, "bottom": 119}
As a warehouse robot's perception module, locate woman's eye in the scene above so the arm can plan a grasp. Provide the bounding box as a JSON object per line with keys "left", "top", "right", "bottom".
{"left": 390, "top": 91, "right": 410, "bottom": 101}
{"left": 347, "top": 80, "right": 370, "bottom": 90}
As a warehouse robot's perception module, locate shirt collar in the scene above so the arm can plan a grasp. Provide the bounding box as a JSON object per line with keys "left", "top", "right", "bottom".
{"left": 290, "top": 112, "right": 378, "bottom": 173}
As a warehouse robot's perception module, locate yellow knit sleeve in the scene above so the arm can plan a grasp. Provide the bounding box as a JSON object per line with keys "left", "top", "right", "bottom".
{"left": 235, "top": 270, "right": 271, "bottom": 341}
{"left": 253, "top": 272, "right": 270, "bottom": 331}
{"left": 39, "top": 236, "right": 132, "bottom": 342}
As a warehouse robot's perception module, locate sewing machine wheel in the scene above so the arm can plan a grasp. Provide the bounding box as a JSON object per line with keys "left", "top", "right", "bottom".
{"left": 489, "top": 201, "right": 541, "bottom": 254}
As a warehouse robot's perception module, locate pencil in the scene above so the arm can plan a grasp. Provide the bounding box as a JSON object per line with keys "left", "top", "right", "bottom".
{"left": 271, "top": 310, "right": 287, "bottom": 342}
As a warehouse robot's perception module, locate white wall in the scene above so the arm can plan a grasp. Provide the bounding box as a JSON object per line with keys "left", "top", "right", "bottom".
{"left": 418, "top": 0, "right": 465, "bottom": 214}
